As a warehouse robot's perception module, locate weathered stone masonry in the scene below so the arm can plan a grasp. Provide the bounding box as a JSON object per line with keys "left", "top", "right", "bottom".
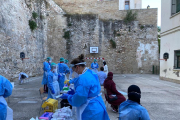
{"left": 0, "top": 0, "right": 158, "bottom": 80}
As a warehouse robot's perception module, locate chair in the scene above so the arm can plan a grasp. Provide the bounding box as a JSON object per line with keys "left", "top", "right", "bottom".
{"left": 104, "top": 88, "right": 110, "bottom": 108}
{"left": 39, "top": 87, "right": 47, "bottom": 114}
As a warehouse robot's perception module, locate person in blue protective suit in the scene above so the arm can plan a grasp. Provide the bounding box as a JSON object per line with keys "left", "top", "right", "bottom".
{"left": 60, "top": 54, "right": 110, "bottom": 120}
{"left": 91, "top": 59, "right": 99, "bottom": 73}
{"left": 119, "top": 85, "right": 150, "bottom": 120}
{"left": 64, "top": 59, "right": 69, "bottom": 81}
{"left": 0, "top": 75, "right": 13, "bottom": 120}
{"left": 65, "top": 59, "right": 69, "bottom": 64}
{"left": 57, "top": 57, "right": 70, "bottom": 91}
{"left": 42, "top": 57, "right": 52, "bottom": 93}
{"left": 47, "top": 63, "right": 60, "bottom": 100}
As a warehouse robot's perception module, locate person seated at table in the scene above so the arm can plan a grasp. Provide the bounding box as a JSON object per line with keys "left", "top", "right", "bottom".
{"left": 104, "top": 72, "right": 126, "bottom": 112}
{"left": 119, "top": 85, "right": 150, "bottom": 120}
{"left": 97, "top": 67, "right": 107, "bottom": 86}
{"left": 47, "top": 63, "right": 60, "bottom": 100}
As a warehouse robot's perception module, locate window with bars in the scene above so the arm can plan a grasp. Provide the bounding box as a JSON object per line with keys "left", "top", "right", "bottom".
{"left": 174, "top": 50, "right": 180, "bottom": 69}
{"left": 172, "top": 0, "right": 180, "bottom": 15}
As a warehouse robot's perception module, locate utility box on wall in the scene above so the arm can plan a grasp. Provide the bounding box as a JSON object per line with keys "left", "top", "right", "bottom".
{"left": 90, "top": 47, "right": 98, "bottom": 53}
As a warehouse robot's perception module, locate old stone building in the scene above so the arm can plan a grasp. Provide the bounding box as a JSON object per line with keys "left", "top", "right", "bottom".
{"left": 0, "top": 0, "right": 158, "bottom": 80}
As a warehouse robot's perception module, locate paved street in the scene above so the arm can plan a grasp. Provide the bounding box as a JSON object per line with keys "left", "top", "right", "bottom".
{"left": 7, "top": 74, "right": 180, "bottom": 120}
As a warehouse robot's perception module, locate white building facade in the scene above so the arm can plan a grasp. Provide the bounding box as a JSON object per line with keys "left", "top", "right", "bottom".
{"left": 160, "top": 0, "right": 180, "bottom": 82}
{"left": 119, "top": 0, "right": 142, "bottom": 10}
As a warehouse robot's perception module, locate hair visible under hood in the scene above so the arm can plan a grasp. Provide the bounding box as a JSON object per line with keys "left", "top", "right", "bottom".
{"left": 71, "top": 54, "right": 85, "bottom": 67}
{"left": 128, "top": 85, "right": 141, "bottom": 104}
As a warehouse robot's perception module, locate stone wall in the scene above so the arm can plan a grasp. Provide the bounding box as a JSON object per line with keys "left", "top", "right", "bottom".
{"left": 0, "top": 0, "right": 158, "bottom": 80}
{"left": 0, "top": 0, "right": 53, "bottom": 80}
{"left": 53, "top": 0, "right": 157, "bottom": 25}
{"left": 53, "top": 14, "right": 159, "bottom": 74}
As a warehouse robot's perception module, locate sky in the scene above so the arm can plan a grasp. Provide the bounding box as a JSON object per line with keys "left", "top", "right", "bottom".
{"left": 142, "top": 0, "right": 161, "bottom": 26}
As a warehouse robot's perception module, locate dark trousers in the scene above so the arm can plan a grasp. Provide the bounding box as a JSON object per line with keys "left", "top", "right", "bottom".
{"left": 44, "top": 84, "right": 48, "bottom": 93}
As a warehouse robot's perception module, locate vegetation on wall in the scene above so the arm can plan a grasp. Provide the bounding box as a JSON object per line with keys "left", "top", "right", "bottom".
{"left": 110, "top": 39, "right": 116, "bottom": 48}
{"left": 29, "top": 20, "right": 37, "bottom": 31}
{"left": 28, "top": 11, "right": 39, "bottom": 31}
{"left": 124, "top": 10, "right": 137, "bottom": 24}
{"left": 140, "top": 25, "right": 144, "bottom": 29}
{"left": 63, "top": 31, "right": 71, "bottom": 40}
{"left": 32, "top": 12, "right": 38, "bottom": 19}
{"left": 117, "top": 33, "right": 121, "bottom": 36}
{"left": 113, "top": 30, "right": 121, "bottom": 37}
{"left": 68, "top": 23, "right": 72, "bottom": 27}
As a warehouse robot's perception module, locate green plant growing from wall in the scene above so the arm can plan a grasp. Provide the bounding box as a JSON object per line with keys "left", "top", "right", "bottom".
{"left": 63, "top": 31, "right": 71, "bottom": 39}
{"left": 29, "top": 20, "right": 37, "bottom": 31}
{"left": 124, "top": 10, "right": 137, "bottom": 24}
{"left": 117, "top": 33, "right": 121, "bottom": 36}
{"left": 157, "top": 26, "right": 161, "bottom": 53}
{"left": 110, "top": 39, "right": 116, "bottom": 48}
{"left": 113, "top": 30, "right": 117, "bottom": 37}
{"left": 140, "top": 25, "right": 144, "bottom": 29}
{"left": 32, "top": 12, "right": 38, "bottom": 19}
{"left": 68, "top": 23, "right": 72, "bottom": 27}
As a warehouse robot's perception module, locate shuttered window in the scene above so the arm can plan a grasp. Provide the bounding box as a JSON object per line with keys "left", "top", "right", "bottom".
{"left": 178, "top": 56, "right": 180, "bottom": 68}
{"left": 172, "top": 0, "right": 177, "bottom": 15}
{"left": 174, "top": 51, "right": 180, "bottom": 69}
{"left": 177, "top": 0, "right": 180, "bottom": 13}
{"left": 172, "top": 0, "right": 180, "bottom": 15}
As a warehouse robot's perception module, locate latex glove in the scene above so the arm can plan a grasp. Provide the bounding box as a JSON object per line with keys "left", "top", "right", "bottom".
{"left": 64, "top": 80, "right": 70, "bottom": 85}
{"left": 60, "top": 93, "right": 69, "bottom": 99}
{"left": 67, "top": 88, "right": 75, "bottom": 95}
{"left": 51, "top": 90, "right": 55, "bottom": 94}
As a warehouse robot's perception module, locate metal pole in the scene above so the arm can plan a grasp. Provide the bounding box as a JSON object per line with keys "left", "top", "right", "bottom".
{"left": 152, "top": 65, "right": 154, "bottom": 74}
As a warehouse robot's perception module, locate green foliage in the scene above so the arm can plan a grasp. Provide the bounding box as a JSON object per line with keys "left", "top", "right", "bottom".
{"left": 63, "top": 31, "right": 71, "bottom": 39}
{"left": 157, "top": 26, "right": 161, "bottom": 53}
{"left": 68, "top": 23, "right": 72, "bottom": 27}
{"left": 27, "top": 4, "right": 31, "bottom": 8}
{"left": 157, "top": 26, "right": 161, "bottom": 32}
{"left": 29, "top": 20, "right": 37, "bottom": 31}
{"left": 110, "top": 39, "right": 116, "bottom": 48}
{"left": 158, "top": 34, "right": 161, "bottom": 38}
{"left": 32, "top": 12, "right": 38, "bottom": 19}
{"left": 124, "top": 10, "right": 137, "bottom": 24}
{"left": 117, "top": 33, "right": 121, "bottom": 36}
{"left": 140, "top": 25, "right": 144, "bottom": 29}
{"left": 158, "top": 38, "right": 160, "bottom": 53}
{"left": 113, "top": 30, "right": 117, "bottom": 37}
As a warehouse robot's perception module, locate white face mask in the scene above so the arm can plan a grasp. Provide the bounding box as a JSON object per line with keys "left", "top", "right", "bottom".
{"left": 74, "top": 72, "right": 79, "bottom": 78}
{"left": 53, "top": 68, "right": 57, "bottom": 73}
